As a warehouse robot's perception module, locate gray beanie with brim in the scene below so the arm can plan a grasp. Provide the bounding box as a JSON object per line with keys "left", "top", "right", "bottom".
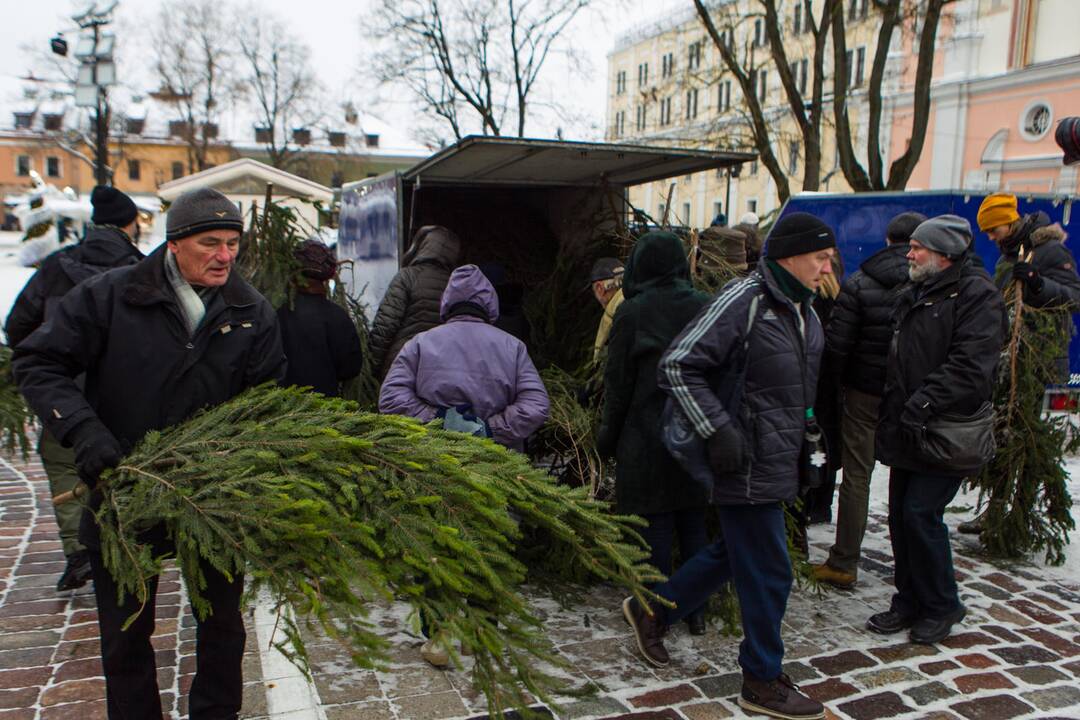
{"left": 166, "top": 187, "right": 244, "bottom": 242}
{"left": 910, "top": 214, "right": 972, "bottom": 259}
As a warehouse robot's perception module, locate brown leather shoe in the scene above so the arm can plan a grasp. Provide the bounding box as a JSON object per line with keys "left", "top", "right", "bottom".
{"left": 738, "top": 672, "right": 825, "bottom": 720}
{"left": 622, "top": 596, "right": 669, "bottom": 667}
{"left": 810, "top": 562, "right": 857, "bottom": 590}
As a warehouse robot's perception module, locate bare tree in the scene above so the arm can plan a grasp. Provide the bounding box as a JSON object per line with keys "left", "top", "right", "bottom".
{"left": 832, "top": 0, "right": 955, "bottom": 191}
{"left": 149, "top": 0, "right": 238, "bottom": 173}
{"left": 367, "top": 0, "right": 590, "bottom": 141}
{"left": 237, "top": 10, "right": 322, "bottom": 169}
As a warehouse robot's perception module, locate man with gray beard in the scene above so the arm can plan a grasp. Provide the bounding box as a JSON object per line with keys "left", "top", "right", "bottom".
{"left": 869, "top": 215, "right": 1006, "bottom": 645}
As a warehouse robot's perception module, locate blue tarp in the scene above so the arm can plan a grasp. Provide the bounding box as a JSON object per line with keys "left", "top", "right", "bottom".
{"left": 779, "top": 191, "right": 1079, "bottom": 383}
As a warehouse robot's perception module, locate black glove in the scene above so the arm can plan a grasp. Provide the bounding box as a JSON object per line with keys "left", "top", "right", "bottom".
{"left": 67, "top": 419, "right": 123, "bottom": 488}
{"left": 707, "top": 422, "right": 747, "bottom": 476}
{"left": 1012, "top": 262, "right": 1044, "bottom": 293}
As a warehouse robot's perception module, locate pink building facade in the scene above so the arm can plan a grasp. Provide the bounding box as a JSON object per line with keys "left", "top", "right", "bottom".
{"left": 889, "top": 0, "right": 1079, "bottom": 196}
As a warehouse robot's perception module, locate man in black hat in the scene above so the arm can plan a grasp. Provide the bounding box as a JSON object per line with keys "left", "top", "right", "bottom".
{"left": 622, "top": 212, "right": 836, "bottom": 720}
{"left": 4, "top": 185, "right": 144, "bottom": 592}
{"left": 590, "top": 257, "right": 625, "bottom": 362}
{"left": 13, "top": 186, "right": 286, "bottom": 719}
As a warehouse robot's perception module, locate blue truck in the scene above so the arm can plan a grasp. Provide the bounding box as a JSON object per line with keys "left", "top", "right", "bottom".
{"left": 779, "top": 190, "right": 1080, "bottom": 389}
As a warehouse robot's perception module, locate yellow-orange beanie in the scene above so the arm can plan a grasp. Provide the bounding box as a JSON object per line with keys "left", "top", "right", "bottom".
{"left": 977, "top": 192, "right": 1020, "bottom": 231}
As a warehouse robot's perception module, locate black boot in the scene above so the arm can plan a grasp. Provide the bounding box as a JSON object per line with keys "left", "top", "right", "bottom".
{"left": 686, "top": 610, "right": 707, "bottom": 636}
{"left": 56, "top": 551, "right": 92, "bottom": 592}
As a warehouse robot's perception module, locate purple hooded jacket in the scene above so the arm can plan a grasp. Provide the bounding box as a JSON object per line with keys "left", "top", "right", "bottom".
{"left": 378, "top": 264, "right": 549, "bottom": 451}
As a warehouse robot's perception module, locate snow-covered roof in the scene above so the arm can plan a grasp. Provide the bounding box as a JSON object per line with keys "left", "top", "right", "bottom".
{"left": 157, "top": 158, "right": 334, "bottom": 202}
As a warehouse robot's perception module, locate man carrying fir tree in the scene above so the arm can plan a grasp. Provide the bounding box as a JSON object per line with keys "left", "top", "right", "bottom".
{"left": 13, "top": 188, "right": 286, "bottom": 720}
{"left": 958, "top": 193, "right": 1080, "bottom": 537}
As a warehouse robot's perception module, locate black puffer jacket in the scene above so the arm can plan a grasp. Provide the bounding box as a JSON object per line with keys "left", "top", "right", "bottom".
{"left": 370, "top": 225, "right": 462, "bottom": 377}
{"left": 4, "top": 226, "right": 144, "bottom": 348}
{"left": 876, "top": 256, "right": 1007, "bottom": 475}
{"left": 658, "top": 259, "right": 823, "bottom": 506}
{"left": 826, "top": 243, "right": 910, "bottom": 397}
{"left": 12, "top": 245, "right": 287, "bottom": 548}
{"left": 993, "top": 215, "right": 1080, "bottom": 381}
{"left": 597, "top": 232, "right": 709, "bottom": 516}
{"left": 277, "top": 292, "right": 364, "bottom": 397}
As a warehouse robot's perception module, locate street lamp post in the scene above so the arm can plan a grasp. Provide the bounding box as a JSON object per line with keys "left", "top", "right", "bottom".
{"left": 724, "top": 163, "right": 742, "bottom": 226}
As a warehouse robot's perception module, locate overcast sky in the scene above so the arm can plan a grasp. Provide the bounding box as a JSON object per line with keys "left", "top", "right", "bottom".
{"left": 1, "top": 0, "right": 687, "bottom": 144}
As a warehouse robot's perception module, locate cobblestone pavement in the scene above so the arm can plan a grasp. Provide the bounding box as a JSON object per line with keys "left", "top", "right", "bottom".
{"left": 2, "top": 451, "right": 1079, "bottom": 720}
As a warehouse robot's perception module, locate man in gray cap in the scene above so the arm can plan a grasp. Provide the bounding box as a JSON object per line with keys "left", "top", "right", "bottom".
{"left": 590, "top": 257, "right": 625, "bottom": 362}
{"left": 13, "top": 186, "right": 286, "bottom": 719}
{"left": 870, "top": 215, "right": 1005, "bottom": 644}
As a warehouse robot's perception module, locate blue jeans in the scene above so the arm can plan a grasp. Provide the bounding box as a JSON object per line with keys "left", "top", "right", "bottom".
{"left": 888, "top": 468, "right": 964, "bottom": 619}
{"left": 639, "top": 509, "right": 709, "bottom": 619}
{"left": 652, "top": 503, "right": 792, "bottom": 680}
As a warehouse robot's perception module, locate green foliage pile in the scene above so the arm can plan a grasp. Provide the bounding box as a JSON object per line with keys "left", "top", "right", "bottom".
{"left": 0, "top": 346, "right": 33, "bottom": 458}
{"left": 973, "top": 297, "right": 1077, "bottom": 564}
{"left": 95, "top": 384, "right": 658, "bottom": 716}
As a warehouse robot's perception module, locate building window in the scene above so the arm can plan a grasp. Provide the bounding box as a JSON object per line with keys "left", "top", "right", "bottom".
{"left": 638, "top": 62, "right": 649, "bottom": 86}
{"left": 747, "top": 198, "right": 758, "bottom": 214}
{"left": 717, "top": 80, "right": 731, "bottom": 112}
{"left": 749, "top": 159, "right": 758, "bottom": 176}
{"left": 848, "top": 0, "right": 868, "bottom": 20}
{"left": 685, "top": 88, "right": 699, "bottom": 120}
{"left": 126, "top": 118, "right": 145, "bottom": 135}
{"left": 855, "top": 47, "right": 866, "bottom": 86}
{"left": 713, "top": 201, "right": 723, "bottom": 220}
{"left": 658, "top": 201, "right": 666, "bottom": 219}
{"left": 365, "top": 134, "right": 380, "bottom": 147}
{"left": 16, "top": 155, "right": 30, "bottom": 176}
{"left": 43, "top": 114, "right": 63, "bottom": 131}
{"left": 46, "top": 157, "right": 61, "bottom": 178}
{"left": 172, "top": 161, "right": 184, "bottom": 180}
{"left": 799, "top": 59, "right": 809, "bottom": 95}
{"left": 661, "top": 52, "right": 674, "bottom": 79}
{"left": 328, "top": 131, "right": 346, "bottom": 147}
{"left": 1020, "top": 101, "right": 1053, "bottom": 140}
{"left": 688, "top": 41, "right": 702, "bottom": 71}
{"left": 616, "top": 70, "right": 626, "bottom": 94}
{"left": 128, "top": 159, "right": 141, "bottom": 181}
{"left": 793, "top": 3, "right": 802, "bottom": 34}
{"left": 292, "top": 128, "right": 311, "bottom": 145}
{"left": 757, "top": 69, "right": 768, "bottom": 102}
{"left": 682, "top": 202, "right": 691, "bottom": 224}
{"left": 614, "top": 110, "right": 626, "bottom": 137}
{"left": 660, "top": 97, "right": 673, "bottom": 126}
{"left": 719, "top": 29, "right": 733, "bottom": 51}
{"left": 202, "top": 122, "right": 219, "bottom": 139}
{"left": 14, "top": 113, "right": 33, "bottom": 129}
{"left": 789, "top": 141, "right": 800, "bottom": 175}
{"left": 636, "top": 104, "right": 647, "bottom": 131}
{"left": 331, "top": 171, "right": 344, "bottom": 187}
{"left": 254, "top": 126, "right": 272, "bottom": 143}
{"left": 168, "top": 120, "right": 189, "bottom": 137}
{"left": 753, "top": 19, "right": 769, "bottom": 48}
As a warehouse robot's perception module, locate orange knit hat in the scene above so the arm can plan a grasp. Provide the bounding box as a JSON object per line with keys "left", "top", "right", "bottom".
{"left": 977, "top": 192, "right": 1020, "bottom": 231}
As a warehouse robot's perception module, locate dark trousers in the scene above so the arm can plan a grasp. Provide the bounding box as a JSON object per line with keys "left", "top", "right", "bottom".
{"left": 827, "top": 387, "right": 881, "bottom": 573}
{"left": 639, "top": 509, "right": 709, "bottom": 619}
{"left": 39, "top": 429, "right": 84, "bottom": 557}
{"left": 653, "top": 503, "right": 792, "bottom": 680}
{"left": 887, "top": 468, "right": 964, "bottom": 620}
{"left": 90, "top": 553, "right": 246, "bottom": 720}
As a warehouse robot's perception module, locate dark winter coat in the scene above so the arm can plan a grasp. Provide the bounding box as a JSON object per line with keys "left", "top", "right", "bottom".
{"left": 379, "top": 264, "right": 548, "bottom": 452}
{"left": 658, "top": 258, "right": 824, "bottom": 506}
{"left": 4, "top": 226, "right": 144, "bottom": 348}
{"left": 826, "top": 243, "right": 911, "bottom": 397}
{"left": 597, "top": 232, "right": 710, "bottom": 516}
{"left": 369, "top": 226, "right": 463, "bottom": 378}
{"left": 876, "top": 256, "right": 1007, "bottom": 475}
{"left": 12, "top": 244, "right": 287, "bottom": 548}
{"left": 992, "top": 215, "right": 1080, "bottom": 381}
{"left": 277, "top": 292, "right": 364, "bottom": 397}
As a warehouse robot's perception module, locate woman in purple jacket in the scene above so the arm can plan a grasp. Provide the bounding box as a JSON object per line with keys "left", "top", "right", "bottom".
{"left": 379, "top": 263, "right": 549, "bottom": 451}
{"left": 378, "top": 264, "right": 549, "bottom": 666}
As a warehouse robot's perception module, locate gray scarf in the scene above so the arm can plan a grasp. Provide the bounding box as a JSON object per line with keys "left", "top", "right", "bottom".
{"left": 164, "top": 250, "right": 208, "bottom": 337}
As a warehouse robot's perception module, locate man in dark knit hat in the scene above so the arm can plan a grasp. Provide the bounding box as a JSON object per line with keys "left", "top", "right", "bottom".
{"left": 811, "top": 211, "right": 926, "bottom": 590}
{"left": 13, "top": 186, "right": 286, "bottom": 719}
{"left": 622, "top": 212, "right": 836, "bottom": 720}
{"left": 870, "top": 215, "right": 1005, "bottom": 644}
{"left": 4, "top": 185, "right": 144, "bottom": 592}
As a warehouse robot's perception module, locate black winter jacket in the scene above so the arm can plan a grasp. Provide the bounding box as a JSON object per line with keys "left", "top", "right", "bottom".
{"left": 876, "top": 257, "right": 1006, "bottom": 475}
{"left": 993, "top": 215, "right": 1080, "bottom": 381}
{"left": 4, "top": 226, "right": 144, "bottom": 348}
{"left": 12, "top": 244, "right": 287, "bottom": 548}
{"left": 826, "top": 243, "right": 910, "bottom": 397}
{"left": 277, "top": 292, "right": 364, "bottom": 397}
{"left": 370, "top": 226, "right": 462, "bottom": 377}
{"left": 658, "top": 259, "right": 823, "bottom": 506}
{"left": 598, "top": 232, "right": 710, "bottom": 516}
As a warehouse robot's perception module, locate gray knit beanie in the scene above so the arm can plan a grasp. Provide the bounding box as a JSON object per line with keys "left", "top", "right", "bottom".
{"left": 910, "top": 215, "right": 972, "bottom": 259}
{"left": 166, "top": 188, "right": 244, "bottom": 242}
